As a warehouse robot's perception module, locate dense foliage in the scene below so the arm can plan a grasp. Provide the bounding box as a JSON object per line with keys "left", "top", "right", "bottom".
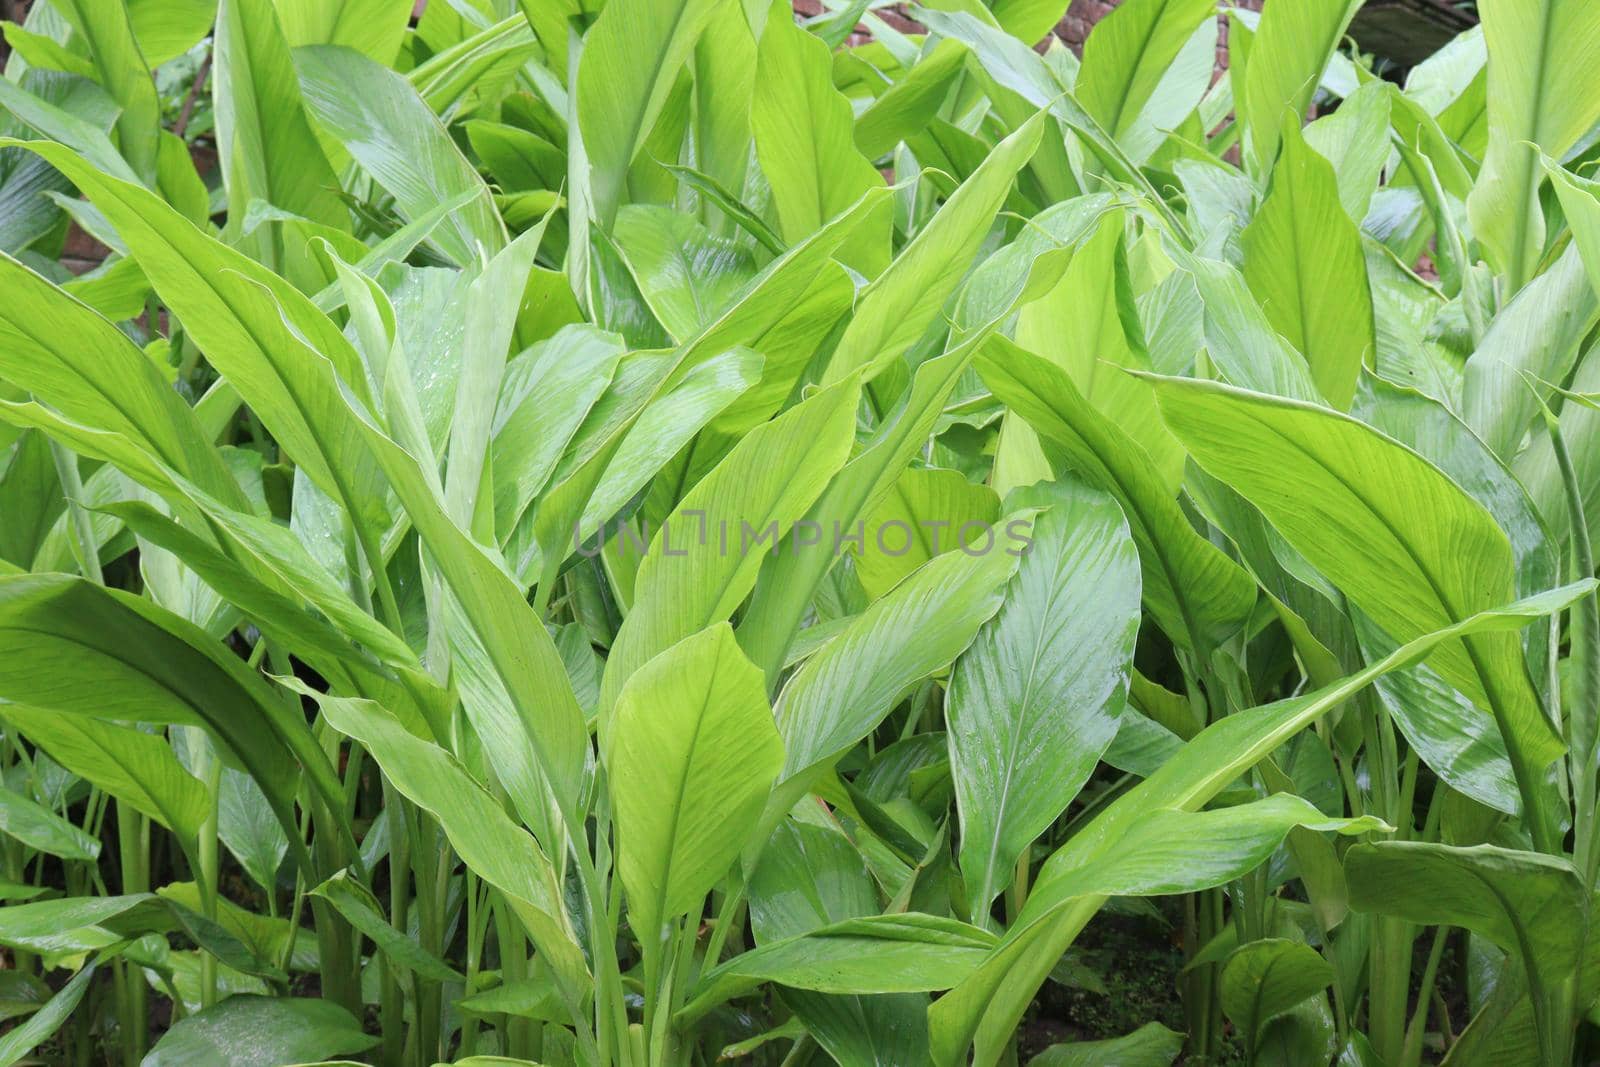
{"left": 0, "top": 0, "right": 1598, "bottom": 1064}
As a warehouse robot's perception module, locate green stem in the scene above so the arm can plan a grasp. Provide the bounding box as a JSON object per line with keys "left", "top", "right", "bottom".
{"left": 48, "top": 440, "right": 102, "bottom": 584}
{"left": 1400, "top": 926, "right": 1450, "bottom": 1067}
{"left": 116, "top": 806, "right": 149, "bottom": 1064}
{"left": 379, "top": 780, "right": 409, "bottom": 1067}
{"left": 191, "top": 730, "right": 223, "bottom": 1010}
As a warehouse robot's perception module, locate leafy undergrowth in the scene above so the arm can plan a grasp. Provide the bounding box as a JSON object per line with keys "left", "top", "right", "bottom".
{"left": 4, "top": 0, "right": 1600, "bottom": 1065}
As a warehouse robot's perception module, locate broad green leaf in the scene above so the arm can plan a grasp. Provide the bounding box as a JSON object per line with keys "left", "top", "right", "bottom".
{"left": 775, "top": 540, "right": 1022, "bottom": 817}
{"left": 1171, "top": 245, "right": 1322, "bottom": 405}
{"left": 99, "top": 493, "right": 444, "bottom": 744}
{"left": 0, "top": 254, "right": 244, "bottom": 512}
{"left": 493, "top": 325, "right": 625, "bottom": 535}
{"left": 978, "top": 339, "right": 1256, "bottom": 653}
{"left": 216, "top": 767, "right": 288, "bottom": 898}
{"left": 0, "top": 781, "right": 98, "bottom": 863}
{"left": 1241, "top": 119, "right": 1375, "bottom": 410}
{"left": 853, "top": 39, "right": 967, "bottom": 161}
{"left": 737, "top": 244, "right": 1076, "bottom": 683}
{"left": 0, "top": 707, "right": 206, "bottom": 859}
{"left": 1027, "top": 795, "right": 1385, "bottom": 901}
{"left": 126, "top": 0, "right": 217, "bottom": 67}
{"left": 1460, "top": 243, "right": 1598, "bottom": 460}
{"left": 853, "top": 467, "right": 999, "bottom": 601}
{"left": 1076, "top": 0, "right": 1217, "bottom": 165}
{"left": 5, "top": 141, "right": 392, "bottom": 556}
{"left": 0, "top": 575, "right": 340, "bottom": 864}
{"left": 1239, "top": 0, "right": 1361, "bottom": 173}
{"left": 444, "top": 222, "right": 552, "bottom": 537}
{"left": 599, "top": 377, "right": 859, "bottom": 716}
{"left": 1547, "top": 157, "right": 1600, "bottom": 306}
{"left": 613, "top": 206, "right": 758, "bottom": 342}
{"left": 1015, "top": 211, "right": 1184, "bottom": 490}
{"left": 926, "top": 582, "right": 1591, "bottom": 1067}
{"left": 274, "top": 0, "right": 413, "bottom": 63}
{"left": 1150, "top": 377, "right": 1565, "bottom": 833}
{"left": 1467, "top": 0, "right": 1600, "bottom": 289}
{"left": 690, "top": 9, "right": 756, "bottom": 225}
{"left": 0, "top": 75, "right": 137, "bottom": 183}
{"left": 0, "top": 960, "right": 97, "bottom": 1067}
{"left": 312, "top": 693, "right": 587, "bottom": 990}
{"left": 1219, "top": 938, "right": 1335, "bottom": 1050}
{"left": 1346, "top": 841, "right": 1584, "bottom": 1062}
{"left": 54, "top": 0, "right": 159, "bottom": 180}
{"left": 142, "top": 995, "right": 377, "bottom": 1067}
{"left": 752, "top": 7, "right": 885, "bottom": 274}
{"left": 0, "top": 895, "right": 154, "bottom": 956}
{"left": 295, "top": 45, "right": 506, "bottom": 265}
{"left": 214, "top": 0, "right": 347, "bottom": 259}
{"left": 949, "top": 479, "right": 1139, "bottom": 915}
{"left": 681, "top": 913, "right": 996, "bottom": 1022}
{"left": 747, "top": 820, "right": 931, "bottom": 1062}
{"left": 577, "top": 0, "right": 726, "bottom": 224}
{"left": 309, "top": 870, "right": 463, "bottom": 983}
{"left": 823, "top": 111, "right": 1045, "bottom": 384}
{"left": 530, "top": 188, "right": 892, "bottom": 587}
{"left": 1353, "top": 378, "right": 1556, "bottom": 812}
{"left": 606, "top": 624, "right": 782, "bottom": 939}
{"left": 1303, "top": 79, "right": 1391, "bottom": 222}
{"left": 1027, "top": 1022, "right": 1183, "bottom": 1067}
{"left": 341, "top": 391, "right": 589, "bottom": 834}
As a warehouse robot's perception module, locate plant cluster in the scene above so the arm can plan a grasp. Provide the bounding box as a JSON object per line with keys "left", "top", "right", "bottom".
{"left": 0, "top": 0, "right": 1597, "bottom": 1065}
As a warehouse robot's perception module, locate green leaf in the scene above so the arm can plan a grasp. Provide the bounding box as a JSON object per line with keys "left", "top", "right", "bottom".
{"left": 577, "top": 0, "right": 726, "bottom": 225}
{"left": 767, "top": 535, "right": 1022, "bottom": 848}
{"left": 1239, "top": 0, "right": 1361, "bottom": 173}
{"left": 1076, "top": 0, "right": 1218, "bottom": 164}
{"left": 978, "top": 338, "right": 1256, "bottom": 654}
{"left": 1240, "top": 119, "right": 1375, "bottom": 410}
{"left": 606, "top": 623, "right": 782, "bottom": 939}
{"left": 1012, "top": 210, "right": 1184, "bottom": 492}
{"left": 1467, "top": 0, "right": 1600, "bottom": 289}
{"left": 752, "top": 7, "right": 886, "bottom": 274}
{"left": 309, "top": 869, "right": 463, "bottom": 983}
{"left": 613, "top": 206, "right": 758, "bottom": 341}
{"left": 681, "top": 913, "right": 996, "bottom": 1022}
{"left": 0, "top": 575, "right": 340, "bottom": 867}
{"left": 1150, "top": 376, "right": 1564, "bottom": 838}
{"left": 949, "top": 479, "right": 1140, "bottom": 914}
{"left": 926, "top": 582, "right": 1591, "bottom": 1067}
{"left": 0, "top": 781, "right": 99, "bottom": 863}
{"left": 823, "top": 111, "right": 1045, "bottom": 384}
{"left": 0, "top": 707, "right": 206, "bottom": 858}
{"left": 141, "top": 995, "right": 377, "bottom": 1067}
{"left": 274, "top": 0, "right": 413, "bottom": 63}
{"left": 0, "top": 960, "right": 97, "bottom": 1067}
{"left": 312, "top": 692, "right": 587, "bottom": 991}
{"left": 0, "top": 253, "right": 244, "bottom": 512}
{"left": 0, "top": 895, "right": 153, "bottom": 956}
{"left": 5, "top": 140, "right": 392, "bottom": 559}
{"left": 1027, "top": 1022, "right": 1183, "bottom": 1067}
{"left": 1346, "top": 841, "right": 1584, "bottom": 1063}
{"left": 493, "top": 325, "right": 626, "bottom": 535}
{"left": 213, "top": 0, "right": 348, "bottom": 253}
{"left": 295, "top": 45, "right": 506, "bottom": 265}
{"left": 1219, "top": 939, "right": 1335, "bottom": 1049}
{"left": 853, "top": 467, "right": 1000, "bottom": 601}
{"left": 54, "top": 0, "right": 160, "bottom": 180}
{"left": 1460, "top": 244, "right": 1598, "bottom": 460}
{"left": 599, "top": 376, "right": 859, "bottom": 717}
{"left": 737, "top": 243, "right": 1075, "bottom": 683}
